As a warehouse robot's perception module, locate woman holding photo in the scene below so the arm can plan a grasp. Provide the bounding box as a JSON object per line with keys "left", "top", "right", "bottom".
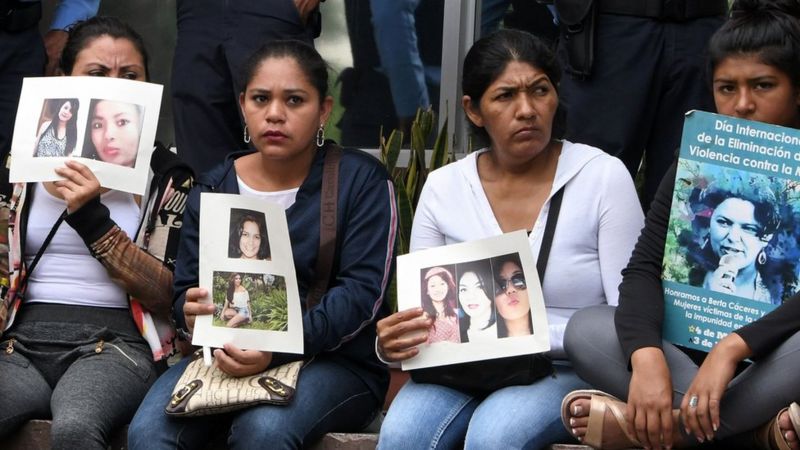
{"left": 375, "top": 29, "right": 643, "bottom": 449}
{"left": 128, "top": 39, "right": 397, "bottom": 449}
{"left": 33, "top": 98, "right": 80, "bottom": 158}
{"left": 0, "top": 17, "right": 193, "bottom": 449}
{"left": 421, "top": 266, "right": 460, "bottom": 344}
{"left": 562, "top": 2, "right": 800, "bottom": 449}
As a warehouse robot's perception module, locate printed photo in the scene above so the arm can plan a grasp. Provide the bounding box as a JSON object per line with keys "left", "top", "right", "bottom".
{"left": 419, "top": 265, "right": 460, "bottom": 344}
{"left": 212, "top": 271, "right": 288, "bottom": 331}
{"left": 398, "top": 231, "right": 549, "bottom": 370}
{"left": 663, "top": 159, "right": 800, "bottom": 305}
{"left": 32, "top": 98, "right": 80, "bottom": 158}
{"left": 228, "top": 208, "right": 271, "bottom": 260}
{"left": 82, "top": 99, "right": 144, "bottom": 168}
{"left": 11, "top": 77, "right": 162, "bottom": 195}
{"left": 491, "top": 253, "right": 533, "bottom": 339}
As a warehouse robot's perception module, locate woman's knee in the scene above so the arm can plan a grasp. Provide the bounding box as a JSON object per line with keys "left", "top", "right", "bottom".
{"left": 564, "top": 305, "right": 617, "bottom": 361}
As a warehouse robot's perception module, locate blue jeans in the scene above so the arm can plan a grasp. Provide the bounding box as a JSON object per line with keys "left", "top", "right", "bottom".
{"left": 128, "top": 355, "right": 380, "bottom": 450}
{"left": 378, "top": 362, "right": 588, "bottom": 450}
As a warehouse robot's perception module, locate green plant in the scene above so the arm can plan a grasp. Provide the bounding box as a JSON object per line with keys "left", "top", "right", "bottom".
{"left": 380, "top": 107, "right": 453, "bottom": 310}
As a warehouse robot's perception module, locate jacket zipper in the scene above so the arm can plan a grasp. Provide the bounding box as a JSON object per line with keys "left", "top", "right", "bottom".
{"left": 4, "top": 338, "right": 14, "bottom": 354}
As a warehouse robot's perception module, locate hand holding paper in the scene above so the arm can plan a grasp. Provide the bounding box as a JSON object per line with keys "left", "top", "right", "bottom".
{"left": 184, "top": 287, "right": 214, "bottom": 334}
{"left": 53, "top": 160, "right": 103, "bottom": 213}
{"left": 376, "top": 307, "right": 433, "bottom": 362}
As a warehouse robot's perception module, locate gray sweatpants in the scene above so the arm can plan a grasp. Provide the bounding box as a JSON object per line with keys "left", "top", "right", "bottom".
{"left": 0, "top": 303, "right": 157, "bottom": 450}
{"left": 564, "top": 305, "right": 800, "bottom": 441}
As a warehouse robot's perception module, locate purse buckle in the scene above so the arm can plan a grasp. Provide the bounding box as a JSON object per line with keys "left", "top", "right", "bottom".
{"left": 259, "top": 376, "right": 287, "bottom": 398}
{"left": 170, "top": 381, "right": 199, "bottom": 406}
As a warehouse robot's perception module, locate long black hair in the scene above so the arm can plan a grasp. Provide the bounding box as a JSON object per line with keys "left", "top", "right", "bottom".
{"left": 60, "top": 16, "right": 150, "bottom": 81}
{"left": 39, "top": 98, "right": 80, "bottom": 156}
{"left": 456, "top": 260, "right": 497, "bottom": 342}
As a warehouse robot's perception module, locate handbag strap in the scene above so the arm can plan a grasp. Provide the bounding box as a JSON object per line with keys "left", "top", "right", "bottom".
{"left": 305, "top": 144, "right": 341, "bottom": 309}
{"left": 19, "top": 210, "right": 66, "bottom": 293}
{"left": 535, "top": 186, "right": 564, "bottom": 282}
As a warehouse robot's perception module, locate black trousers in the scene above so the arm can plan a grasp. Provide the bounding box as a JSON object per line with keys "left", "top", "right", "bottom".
{"left": 0, "top": 27, "right": 45, "bottom": 165}
{"left": 559, "top": 14, "right": 724, "bottom": 210}
{"left": 171, "top": 0, "right": 315, "bottom": 175}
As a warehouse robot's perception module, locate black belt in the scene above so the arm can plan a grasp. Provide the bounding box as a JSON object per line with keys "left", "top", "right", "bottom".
{"left": 0, "top": 0, "right": 42, "bottom": 32}
{"left": 599, "top": 0, "right": 727, "bottom": 21}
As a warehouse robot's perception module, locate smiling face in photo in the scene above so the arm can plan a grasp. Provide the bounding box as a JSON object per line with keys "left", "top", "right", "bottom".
{"left": 239, "top": 219, "right": 263, "bottom": 259}
{"left": 90, "top": 100, "right": 142, "bottom": 167}
{"left": 709, "top": 197, "right": 770, "bottom": 271}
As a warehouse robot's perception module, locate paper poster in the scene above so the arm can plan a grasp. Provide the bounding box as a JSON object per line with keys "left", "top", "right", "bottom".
{"left": 10, "top": 76, "right": 162, "bottom": 195}
{"left": 193, "top": 193, "right": 303, "bottom": 354}
{"left": 662, "top": 111, "right": 800, "bottom": 351}
{"left": 397, "top": 231, "right": 549, "bottom": 370}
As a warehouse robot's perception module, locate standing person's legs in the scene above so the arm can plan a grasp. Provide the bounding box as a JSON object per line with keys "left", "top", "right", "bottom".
{"left": 0, "top": 337, "right": 52, "bottom": 439}
{"left": 464, "top": 362, "right": 589, "bottom": 450}
{"left": 559, "top": 15, "right": 662, "bottom": 190}
{"left": 378, "top": 379, "right": 479, "bottom": 449}
{"left": 642, "top": 16, "right": 723, "bottom": 209}
{"left": 0, "top": 28, "right": 45, "bottom": 161}
{"left": 227, "top": 357, "right": 381, "bottom": 449}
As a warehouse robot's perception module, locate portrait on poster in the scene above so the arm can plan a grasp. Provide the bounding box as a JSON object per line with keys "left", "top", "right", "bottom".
{"left": 10, "top": 77, "right": 161, "bottom": 195}
{"left": 193, "top": 193, "right": 303, "bottom": 354}
{"left": 398, "top": 231, "right": 550, "bottom": 370}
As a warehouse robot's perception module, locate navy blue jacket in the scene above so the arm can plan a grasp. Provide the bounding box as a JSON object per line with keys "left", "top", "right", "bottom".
{"left": 173, "top": 143, "right": 397, "bottom": 401}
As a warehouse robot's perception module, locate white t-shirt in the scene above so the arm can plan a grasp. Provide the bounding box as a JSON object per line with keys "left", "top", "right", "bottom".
{"left": 237, "top": 175, "right": 298, "bottom": 210}
{"left": 24, "top": 183, "right": 140, "bottom": 308}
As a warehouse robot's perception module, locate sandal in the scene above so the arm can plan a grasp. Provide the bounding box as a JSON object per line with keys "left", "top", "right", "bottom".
{"left": 755, "top": 403, "right": 800, "bottom": 450}
{"left": 560, "top": 389, "right": 641, "bottom": 449}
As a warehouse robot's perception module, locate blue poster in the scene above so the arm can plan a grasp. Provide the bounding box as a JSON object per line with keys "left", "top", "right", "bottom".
{"left": 662, "top": 111, "right": 800, "bottom": 351}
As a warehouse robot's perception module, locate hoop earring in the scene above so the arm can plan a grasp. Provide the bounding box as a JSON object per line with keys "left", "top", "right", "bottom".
{"left": 243, "top": 125, "right": 251, "bottom": 144}
{"left": 758, "top": 250, "right": 767, "bottom": 265}
{"left": 316, "top": 124, "right": 325, "bottom": 147}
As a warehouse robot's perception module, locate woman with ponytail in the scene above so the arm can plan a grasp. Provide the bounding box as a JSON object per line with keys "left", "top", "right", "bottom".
{"left": 561, "top": 1, "right": 800, "bottom": 449}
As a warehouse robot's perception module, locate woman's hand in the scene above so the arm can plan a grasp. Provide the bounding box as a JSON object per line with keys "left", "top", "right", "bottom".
{"left": 215, "top": 344, "right": 272, "bottom": 377}
{"left": 627, "top": 347, "right": 676, "bottom": 450}
{"left": 705, "top": 266, "right": 738, "bottom": 294}
{"left": 376, "top": 307, "right": 433, "bottom": 362}
{"left": 680, "top": 333, "right": 751, "bottom": 443}
{"left": 183, "top": 287, "right": 214, "bottom": 334}
{"left": 53, "top": 160, "right": 103, "bottom": 213}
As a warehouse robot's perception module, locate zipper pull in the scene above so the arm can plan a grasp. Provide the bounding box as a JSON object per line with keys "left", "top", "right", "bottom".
{"left": 5, "top": 338, "right": 14, "bottom": 354}
{"left": 95, "top": 339, "right": 104, "bottom": 354}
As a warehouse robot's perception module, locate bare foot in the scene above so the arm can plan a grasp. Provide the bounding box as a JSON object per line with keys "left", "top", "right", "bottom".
{"left": 565, "top": 397, "right": 637, "bottom": 450}
{"left": 778, "top": 410, "right": 800, "bottom": 450}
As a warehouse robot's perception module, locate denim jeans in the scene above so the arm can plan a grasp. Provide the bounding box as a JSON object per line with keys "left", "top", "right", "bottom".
{"left": 128, "top": 355, "right": 380, "bottom": 450}
{"left": 378, "top": 362, "right": 588, "bottom": 450}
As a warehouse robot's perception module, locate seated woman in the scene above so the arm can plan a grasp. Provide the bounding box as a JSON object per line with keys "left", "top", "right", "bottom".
{"left": 494, "top": 253, "right": 533, "bottom": 338}
{"left": 128, "top": 40, "right": 397, "bottom": 449}
{"left": 421, "top": 266, "right": 460, "bottom": 344}
{"left": 33, "top": 98, "right": 79, "bottom": 157}
{"left": 0, "top": 16, "right": 192, "bottom": 450}
{"left": 221, "top": 273, "right": 251, "bottom": 328}
{"left": 562, "top": 2, "right": 800, "bottom": 449}
{"left": 376, "top": 29, "right": 643, "bottom": 449}
{"left": 682, "top": 180, "right": 784, "bottom": 303}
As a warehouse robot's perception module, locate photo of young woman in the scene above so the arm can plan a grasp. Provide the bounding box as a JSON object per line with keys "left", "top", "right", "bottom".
{"left": 82, "top": 99, "right": 144, "bottom": 168}
{"left": 419, "top": 266, "right": 460, "bottom": 344}
{"left": 33, "top": 98, "right": 80, "bottom": 157}
{"left": 492, "top": 253, "right": 533, "bottom": 338}
{"left": 228, "top": 208, "right": 270, "bottom": 260}
{"left": 456, "top": 259, "right": 497, "bottom": 343}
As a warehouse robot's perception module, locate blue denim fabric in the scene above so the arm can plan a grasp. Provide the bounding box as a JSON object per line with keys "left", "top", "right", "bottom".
{"left": 378, "top": 362, "right": 588, "bottom": 450}
{"left": 369, "top": 0, "right": 430, "bottom": 118}
{"left": 128, "top": 355, "right": 380, "bottom": 450}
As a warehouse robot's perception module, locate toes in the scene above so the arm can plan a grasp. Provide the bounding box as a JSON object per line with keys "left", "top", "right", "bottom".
{"left": 571, "top": 398, "right": 591, "bottom": 418}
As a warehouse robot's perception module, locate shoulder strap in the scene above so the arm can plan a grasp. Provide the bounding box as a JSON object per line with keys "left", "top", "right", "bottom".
{"left": 306, "top": 145, "right": 341, "bottom": 309}
{"left": 536, "top": 186, "right": 564, "bottom": 282}
{"left": 19, "top": 210, "right": 66, "bottom": 293}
